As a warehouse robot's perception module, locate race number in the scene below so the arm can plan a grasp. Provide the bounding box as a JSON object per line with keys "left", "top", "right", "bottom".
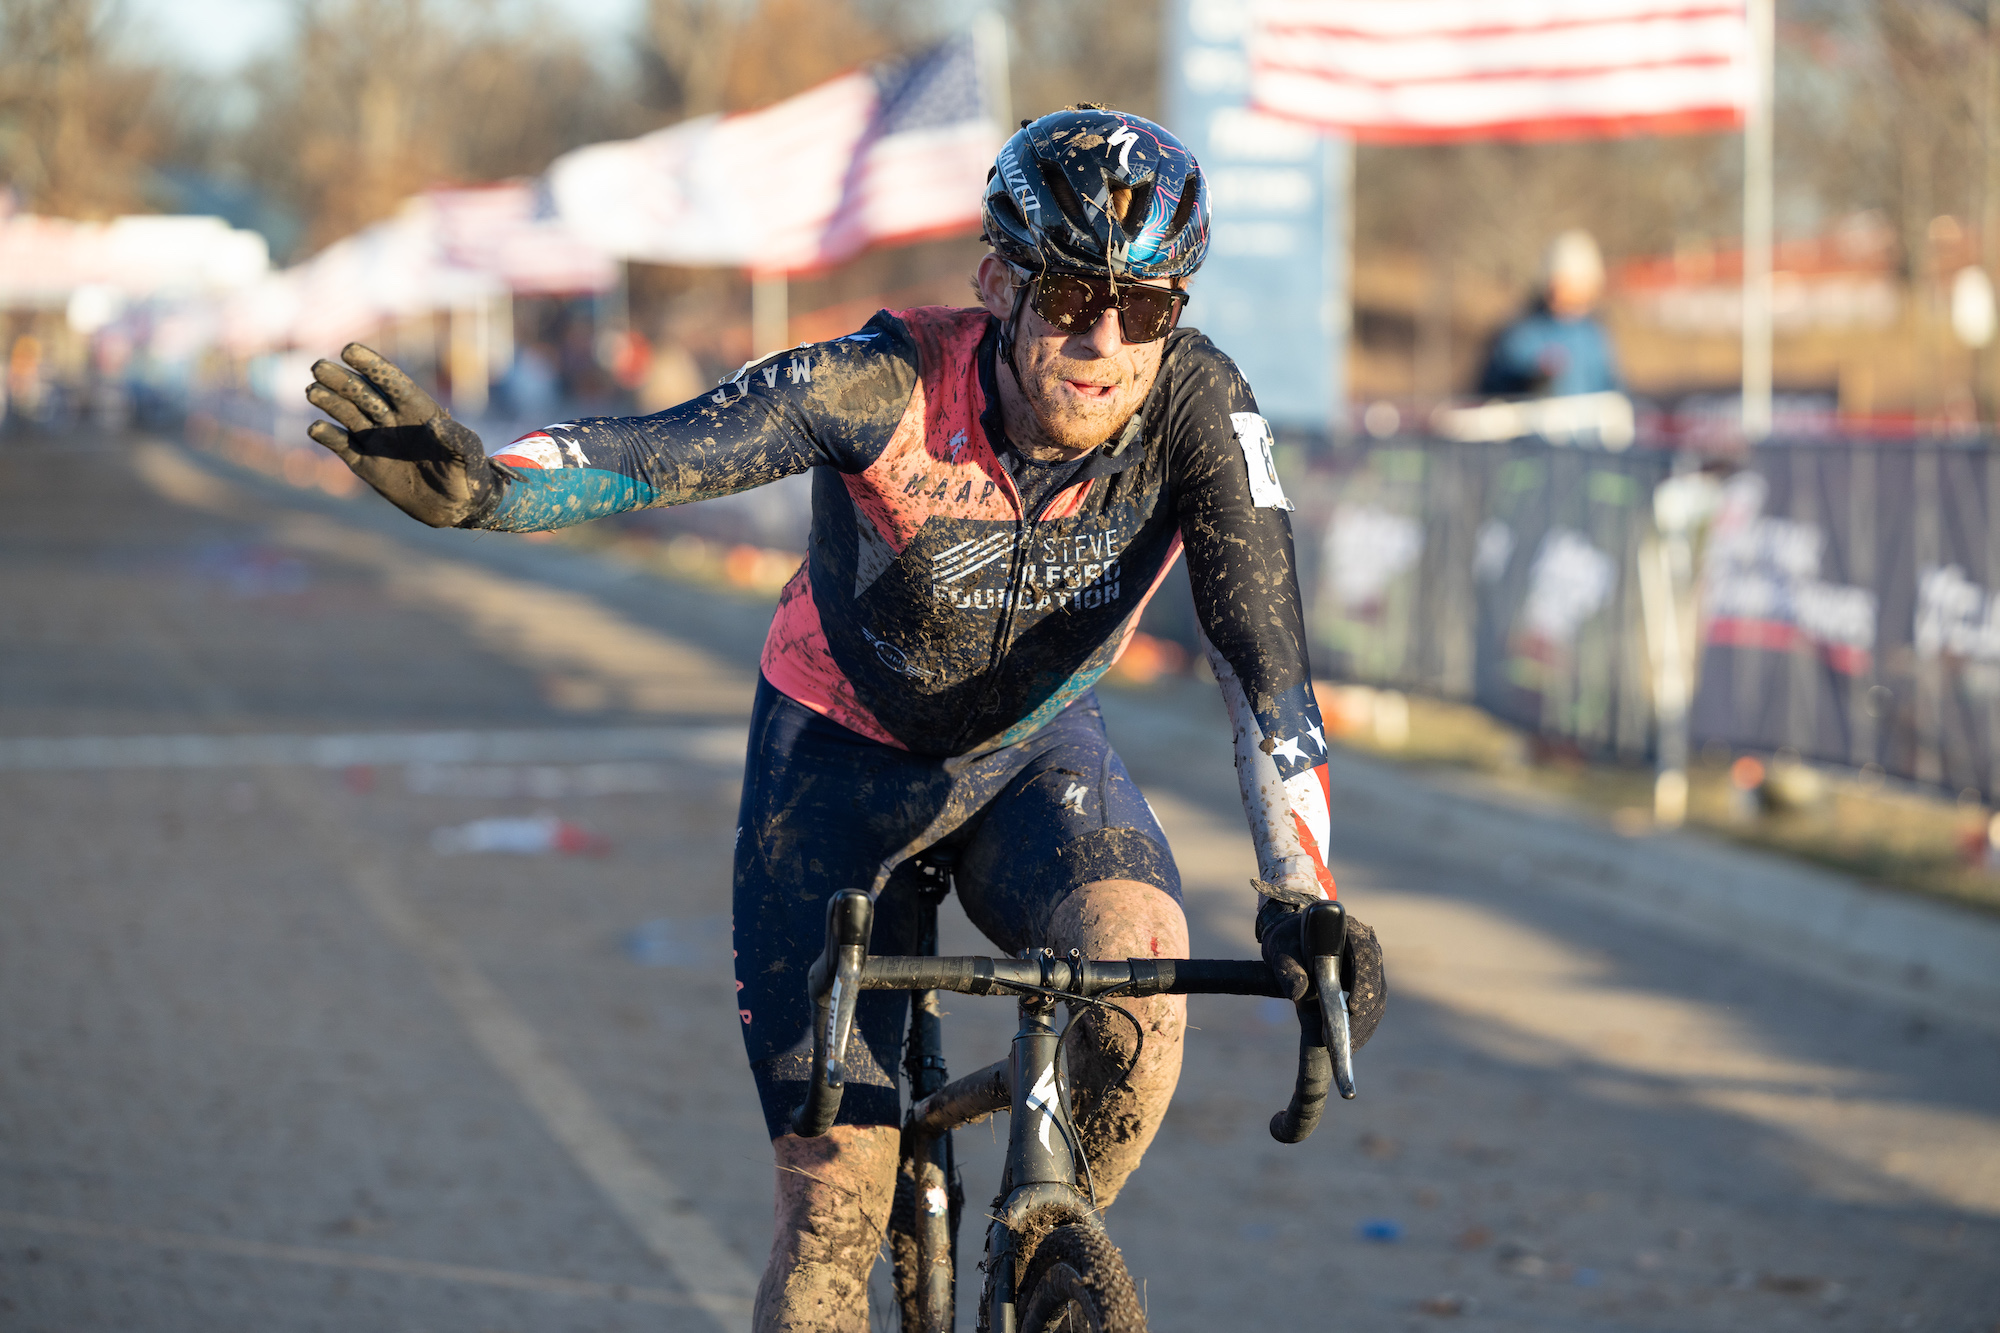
{"left": 1231, "top": 412, "right": 1294, "bottom": 511}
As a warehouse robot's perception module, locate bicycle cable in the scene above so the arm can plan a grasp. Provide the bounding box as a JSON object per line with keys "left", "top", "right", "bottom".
{"left": 1011, "top": 980, "right": 1149, "bottom": 1214}
{"left": 973, "top": 975, "right": 1151, "bottom": 1211}
{"left": 1052, "top": 1014, "right": 1097, "bottom": 1209}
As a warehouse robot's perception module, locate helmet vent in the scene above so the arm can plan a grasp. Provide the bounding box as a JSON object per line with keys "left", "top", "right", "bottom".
{"left": 1111, "top": 178, "right": 1157, "bottom": 237}
{"left": 1107, "top": 184, "right": 1132, "bottom": 226}
{"left": 1165, "top": 169, "right": 1202, "bottom": 240}
{"left": 1033, "top": 154, "right": 1094, "bottom": 233}
{"left": 990, "top": 190, "right": 1027, "bottom": 234}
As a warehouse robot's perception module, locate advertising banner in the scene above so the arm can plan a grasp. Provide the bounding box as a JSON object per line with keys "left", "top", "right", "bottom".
{"left": 1164, "top": 0, "right": 1348, "bottom": 434}
{"left": 1296, "top": 437, "right": 2000, "bottom": 800}
{"left": 1688, "top": 444, "right": 1999, "bottom": 798}
{"left": 1296, "top": 440, "right": 1667, "bottom": 757}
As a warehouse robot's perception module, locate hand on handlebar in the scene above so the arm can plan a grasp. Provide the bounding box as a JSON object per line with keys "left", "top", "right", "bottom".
{"left": 1254, "top": 890, "right": 1387, "bottom": 1051}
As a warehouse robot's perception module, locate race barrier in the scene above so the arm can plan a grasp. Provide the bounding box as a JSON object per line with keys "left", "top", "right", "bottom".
{"left": 1293, "top": 435, "right": 2000, "bottom": 800}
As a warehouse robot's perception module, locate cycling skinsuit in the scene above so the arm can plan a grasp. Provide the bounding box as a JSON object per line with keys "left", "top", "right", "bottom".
{"left": 474, "top": 305, "right": 1338, "bottom": 1136}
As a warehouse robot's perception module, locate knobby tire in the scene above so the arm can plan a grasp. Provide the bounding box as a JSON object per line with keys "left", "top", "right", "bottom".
{"left": 1015, "top": 1224, "right": 1148, "bottom": 1333}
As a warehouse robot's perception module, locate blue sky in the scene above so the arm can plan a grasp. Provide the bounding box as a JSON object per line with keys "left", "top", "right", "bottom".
{"left": 119, "top": 0, "right": 648, "bottom": 73}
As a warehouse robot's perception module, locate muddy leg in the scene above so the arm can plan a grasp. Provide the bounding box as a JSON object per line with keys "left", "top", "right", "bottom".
{"left": 1044, "top": 879, "right": 1188, "bottom": 1209}
{"left": 756, "top": 1123, "right": 900, "bottom": 1333}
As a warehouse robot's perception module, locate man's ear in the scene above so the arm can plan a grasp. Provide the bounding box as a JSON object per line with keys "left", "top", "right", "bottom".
{"left": 974, "top": 254, "right": 1018, "bottom": 320}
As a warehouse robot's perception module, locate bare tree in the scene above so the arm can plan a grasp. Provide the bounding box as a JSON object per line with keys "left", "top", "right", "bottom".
{"left": 230, "top": 0, "right": 635, "bottom": 255}
{"left": 638, "top": 0, "right": 743, "bottom": 120}
{"left": 1008, "top": 0, "right": 1161, "bottom": 121}
{"left": 0, "top": 0, "right": 175, "bottom": 217}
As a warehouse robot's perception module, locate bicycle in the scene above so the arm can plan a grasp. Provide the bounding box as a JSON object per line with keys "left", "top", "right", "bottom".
{"left": 791, "top": 871, "right": 1360, "bottom": 1333}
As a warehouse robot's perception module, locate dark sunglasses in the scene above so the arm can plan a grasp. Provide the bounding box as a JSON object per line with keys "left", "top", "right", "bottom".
{"left": 1029, "top": 272, "right": 1189, "bottom": 344}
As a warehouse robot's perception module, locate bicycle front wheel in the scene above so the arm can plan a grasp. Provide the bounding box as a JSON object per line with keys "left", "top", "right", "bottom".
{"left": 1016, "top": 1224, "right": 1148, "bottom": 1333}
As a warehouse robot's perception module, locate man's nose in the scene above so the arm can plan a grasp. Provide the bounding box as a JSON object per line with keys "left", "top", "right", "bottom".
{"left": 1077, "top": 305, "right": 1126, "bottom": 356}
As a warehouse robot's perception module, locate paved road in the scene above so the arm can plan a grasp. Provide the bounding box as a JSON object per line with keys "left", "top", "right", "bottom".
{"left": 2, "top": 433, "right": 1995, "bottom": 1332}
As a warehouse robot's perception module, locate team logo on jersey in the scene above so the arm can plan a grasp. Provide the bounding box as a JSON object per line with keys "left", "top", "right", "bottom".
{"left": 928, "top": 525, "right": 1128, "bottom": 613}
{"left": 861, "top": 626, "right": 934, "bottom": 681}
{"left": 931, "top": 533, "right": 1014, "bottom": 586}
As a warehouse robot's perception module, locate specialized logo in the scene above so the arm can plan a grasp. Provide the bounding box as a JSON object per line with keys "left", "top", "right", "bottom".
{"left": 998, "top": 145, "right": 1039, "bottom": 217}
{"left": 1023, "top": 1061, "right": 1061, "bottom": 1151}
{"left": 1107, "top": 126, "right": 1139, "bottom": 175}
{"left": 1061, "top": 782, "right": 1088, "bottom": 813}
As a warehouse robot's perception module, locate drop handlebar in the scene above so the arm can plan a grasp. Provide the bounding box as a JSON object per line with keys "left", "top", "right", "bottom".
{"left": 791, "top": 890, "right": 1358, "bottom": 1144}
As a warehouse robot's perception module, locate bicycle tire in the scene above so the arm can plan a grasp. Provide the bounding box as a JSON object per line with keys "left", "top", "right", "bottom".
{"left": 1015, "top": 1224, "right": 1148, "bottom": 1333}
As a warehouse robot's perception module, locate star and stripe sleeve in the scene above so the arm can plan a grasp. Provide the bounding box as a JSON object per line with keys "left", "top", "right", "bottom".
{"left": 1166, "top": 334, "right": 1336, "bottom": 900}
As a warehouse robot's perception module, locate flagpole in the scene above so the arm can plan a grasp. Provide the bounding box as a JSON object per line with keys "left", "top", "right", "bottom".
{"left": 973, "top": 8, "right": 1011, "bottom": 137}
{"left": 752, "top": 272, "right": 788, "bottom": 357}
{"left": 1741, "top": 0, "right": 1775, "bottom": 441}
{"left": 1328, "top": 134, "right": 1355, "bottom": 443}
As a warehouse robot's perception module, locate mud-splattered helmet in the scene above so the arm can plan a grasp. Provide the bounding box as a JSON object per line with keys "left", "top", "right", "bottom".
{"left": 982, "top": 106, "right": 1209, "bottom": 283}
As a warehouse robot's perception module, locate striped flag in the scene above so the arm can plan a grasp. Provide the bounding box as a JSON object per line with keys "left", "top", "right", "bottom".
{"left": 1248, "top": 0, "right": 1751, "bottom": 142}
{"left": 426, "top": 183, "right": 618, "bottom": 295}
{"left": 548, "top": 34, "right": 1000, "bottom": 275}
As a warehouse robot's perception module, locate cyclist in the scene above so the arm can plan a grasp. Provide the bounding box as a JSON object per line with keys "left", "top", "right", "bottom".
{"left": 305, "top": 105, "right": 1385, "bottom": 1332}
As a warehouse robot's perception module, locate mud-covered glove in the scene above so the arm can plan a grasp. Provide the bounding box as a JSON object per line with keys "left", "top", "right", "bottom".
{"left": 305, "top": 343, "right": 511, "bottom": 528}
{"left": 1255, "top": 886, "right": 1386, "bottom": 1049}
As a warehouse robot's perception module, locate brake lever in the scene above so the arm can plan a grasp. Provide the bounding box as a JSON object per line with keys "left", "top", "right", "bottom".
{"left": 1304, "top": 900, "right": 1357, "bottom": 1101}
{"left": 793, "top": 889, "right": 873, "bottom": 1137}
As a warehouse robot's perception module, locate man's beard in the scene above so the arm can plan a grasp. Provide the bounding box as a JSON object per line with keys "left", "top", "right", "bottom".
{"left": 1016, "top": 351, "right": 1140, "bottom": 451}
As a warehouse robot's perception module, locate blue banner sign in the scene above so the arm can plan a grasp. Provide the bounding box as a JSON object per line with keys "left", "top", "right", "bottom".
{"left": 1164, "top": 0, "right": 1349, "bottom": 435}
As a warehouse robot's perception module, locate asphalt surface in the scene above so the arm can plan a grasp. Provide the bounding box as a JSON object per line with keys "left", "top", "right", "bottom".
{"left": 1, "top": 431, "right": 1996, "bottom": 1333}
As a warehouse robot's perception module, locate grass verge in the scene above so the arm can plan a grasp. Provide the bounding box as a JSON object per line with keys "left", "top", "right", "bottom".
{"left": 1316, "top": 685, "right": 2000, "bottom": 918}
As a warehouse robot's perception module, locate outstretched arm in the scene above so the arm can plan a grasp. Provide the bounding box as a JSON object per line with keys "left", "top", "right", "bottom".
{"left": 305, "top": 314, "right": 921, "bottom": 533}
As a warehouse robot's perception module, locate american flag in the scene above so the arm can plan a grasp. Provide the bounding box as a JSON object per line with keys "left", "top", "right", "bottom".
{"left": 548, "top": 35, "right": 1000, "bottom": 275}
{"left": 426, "top": 183, "right": 618, "bottom": 296}
{"left": 1248, "top": 0, "right": 1751, "bottom": 142}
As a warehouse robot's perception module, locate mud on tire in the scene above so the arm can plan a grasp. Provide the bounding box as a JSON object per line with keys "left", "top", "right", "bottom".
{"left": 1015, "top": 1223, "right": 1148, "bottom": 1333}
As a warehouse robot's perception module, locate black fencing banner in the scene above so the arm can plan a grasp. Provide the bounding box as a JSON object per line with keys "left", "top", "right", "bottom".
{"left": 1688, "top": 442, "right": 1999, "bottom": 799}
{"left": 1292, "top": 437, "right": 1999, "bottom": 799}
{"left": 1293, "top": 441, "right": 1669, "bottom": 758}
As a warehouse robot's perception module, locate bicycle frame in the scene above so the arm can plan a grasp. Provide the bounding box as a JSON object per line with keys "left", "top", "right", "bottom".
{"left": 793, "top": 886, "right": 1357, "bottom": 1333}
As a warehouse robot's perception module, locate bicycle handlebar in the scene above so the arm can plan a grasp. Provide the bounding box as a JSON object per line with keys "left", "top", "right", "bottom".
{"left": 855, "top": 953, "right": 1284, "bottom": 998}
{"left": 791, "top": 889, "right": 1357, "bottom": 1144}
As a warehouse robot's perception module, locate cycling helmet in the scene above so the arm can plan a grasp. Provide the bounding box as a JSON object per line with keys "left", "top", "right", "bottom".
{"left": 983, "top": 106, "right": 1209, "bottom": 283}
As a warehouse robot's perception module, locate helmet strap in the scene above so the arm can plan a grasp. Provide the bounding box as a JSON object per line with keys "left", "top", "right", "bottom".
{"left": 997, "top": 264, "right": 1034, "bottom": 392}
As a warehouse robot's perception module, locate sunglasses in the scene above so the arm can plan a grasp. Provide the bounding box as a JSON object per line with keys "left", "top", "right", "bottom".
{"left": 1028, "top": 272, "right": 1189, "bottom": 344}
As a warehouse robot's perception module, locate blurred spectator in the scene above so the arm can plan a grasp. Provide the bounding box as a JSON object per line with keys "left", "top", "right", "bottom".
{"left": 8, "top": 335, "right": 46, "bottom": 426}
{"left": 1477, "top": 230, "right": 1620, "bottom": 397}
{"left": 496, "top": 343, "right": 561, "bottom": 423}
{"left": 639, "top": 341, "right": 705, "bottom": 413}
